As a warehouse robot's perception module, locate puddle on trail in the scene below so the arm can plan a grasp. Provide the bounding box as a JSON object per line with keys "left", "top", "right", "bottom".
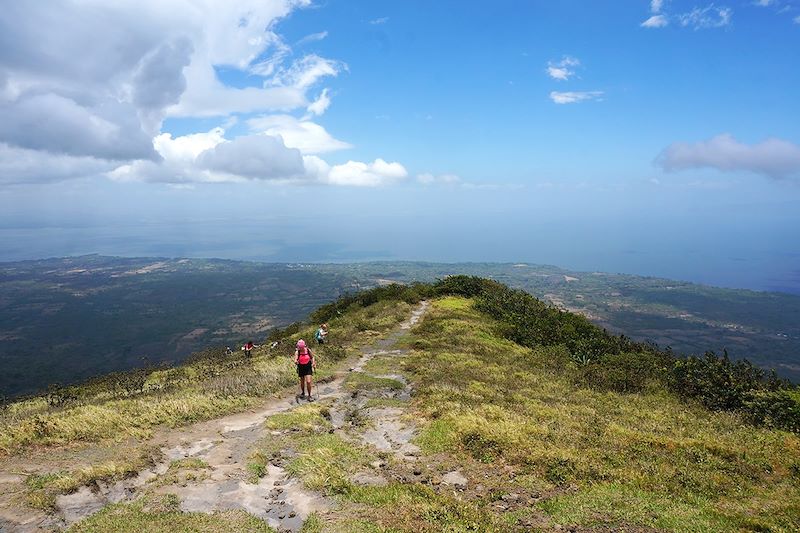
{"left": 170, "top": 464, "right": 325, "bottom": 532}
{"left": 360, "top": 407, "right": 420, "bottom": 459}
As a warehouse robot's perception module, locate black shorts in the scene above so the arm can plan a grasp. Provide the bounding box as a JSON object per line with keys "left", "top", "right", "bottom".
{"left": 297, "top": 363, "right": 313, "bottom": 377}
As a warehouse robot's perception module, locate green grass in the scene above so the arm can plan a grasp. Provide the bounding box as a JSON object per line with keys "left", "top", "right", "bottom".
{"left": 404, "top": 297, "right": 800, "bottom": 532}
{"left": 0, "top": 299, "right": 411, "bottom": 456}
{"left": 344, "top": 373, "right": 405, "bottom": 393}
{"left": 153, "top": 458, "right": 211, "bottom": 487}
{"left": 264, "top": 403, "right": 332, "bottom": 433}
{"left": 364, "top": 398, "right": 408, "bottom": 409}
{"left": 26, "top": 448, "right": 155, "bottom": 511}
{"left": 65, "top": 494, "right": 275, "bottom": 532}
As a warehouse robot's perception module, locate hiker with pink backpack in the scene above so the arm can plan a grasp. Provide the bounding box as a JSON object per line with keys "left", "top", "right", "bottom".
{"left": 294, "top": 340, "right": 316, "bottom": 401}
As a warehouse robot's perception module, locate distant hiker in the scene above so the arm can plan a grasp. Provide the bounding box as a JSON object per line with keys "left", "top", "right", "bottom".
{"left": 242, "top": 341, "right": 256, "bottom": 358}
{"left": 314, "top": 323, "right": 329, "bottom": 345}
{"left": 225, "top": 346, "right": 233, "bottom": 356}
{"left": 270, "top": 341, "right": 279, "bottom": 350}
{"left": 294, "top": 339, "right": 316, "bottom": 401}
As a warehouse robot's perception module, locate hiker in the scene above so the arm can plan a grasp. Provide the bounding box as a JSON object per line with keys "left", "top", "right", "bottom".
{"left": 242, "top": 341, "right": 256, "bottom": 358}
{"left": 314, "top": 323, "right": 328, "bottom": 345}
{"left": 225, "top": 346, "right": 233, "bottom": 356}
{"left": 294, "top": 339, "right": 316, "bottom": 401}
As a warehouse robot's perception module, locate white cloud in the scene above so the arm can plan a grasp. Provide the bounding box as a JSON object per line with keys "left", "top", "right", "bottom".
{"left": 247, "top": 114, "right": 352, "bottom": 154}
{"left": 678, "top": 5, "right": 732, "bottom": 29}
{"left": 794, "top": 15, "right": 800, "bottom": 23}
{"left": 754, "top": 0, "right": 775, "bottom": 6}
{"left": 549, "top": 91, "right": 604, "bottom": 104}
{"left": 656, "top": 133, "right": 800, "bottom": 179}
{"left": 197, "top": 134, "right": 305, "bottom": 180}
{"left": 153, "top": 128, "right": 226, "bottom": 163}
{"left": 369, "top": 17, "right": 389, "bottom": 25}
{"left": 0, "top": 0, "right": 346, "bottom": 185}
{"left": 297, "top": 31, "right": 328, "bottom": 46}
{"left": 269, "top": 54, "right": 345, "bottom": 90}
{"left": 0, "top": 92, "right": 158, "bottom": 161}
{"left": 306, "top": 88, "right": 332, "bottom": 116}
{"left": 417, "top": 173, "right": 461, "bottom": 185}
{"left": 641, "top": 14, "right": 669, "bottom": 28}
{"left": 546, "top": 56, "right": 580, "bottom": 81}
{"left": 0, "top": 2, "right": 446, "bottom": 190}
{"left": 0, "top": 143, "right": 114, "bottom": 185}
{"left": 323, "top": 159, "right": 407, "bottom": 186}
{"left": 642, "top": 3, "right": 735, "bottom": 30}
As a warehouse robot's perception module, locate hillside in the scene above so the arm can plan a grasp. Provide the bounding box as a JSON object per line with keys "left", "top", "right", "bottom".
{"left": 1, "top": 279, "right": 799, "bottom": 532}
{"left": 3, "top": 257, "right": 800, "bottom": 401}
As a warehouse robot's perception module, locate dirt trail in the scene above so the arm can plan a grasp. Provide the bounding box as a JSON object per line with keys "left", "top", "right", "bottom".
{"left": 0, "top": 301, "right": 429, "bottom": 533}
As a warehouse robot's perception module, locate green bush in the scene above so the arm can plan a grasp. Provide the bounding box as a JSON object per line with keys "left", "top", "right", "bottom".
{"left": 670, "top": 351, "right": 779, "bottom": 411}
{"left": 578, "top": 351, "right": 666, "bottom": 393}
{"left": 309, "top": 282, "right": 432, "bottom": 324}
{"left": 742, "top": 389, "right": 800, "bottom": 433}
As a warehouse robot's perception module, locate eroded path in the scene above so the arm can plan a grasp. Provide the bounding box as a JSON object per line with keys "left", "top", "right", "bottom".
{"left": 0, "top": 301, "right": 429, "bottom": 533}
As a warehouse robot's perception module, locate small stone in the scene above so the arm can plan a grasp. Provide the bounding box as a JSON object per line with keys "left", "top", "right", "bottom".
{"left": 278, "top": 514, "right": 285, "bottom": 519}
{"left": 289, "top": 512, "right": 296, "bottom": 518}
{"left": 441, "top": 471, "right": 468, "bottom": 489}
{"left": 413, "top": 469, "right": 422, "bottom": 476}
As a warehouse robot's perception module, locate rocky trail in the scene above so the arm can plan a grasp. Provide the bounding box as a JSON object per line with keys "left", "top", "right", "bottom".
{"left": 0, "top": 301, "right": 432, "bottom": 533}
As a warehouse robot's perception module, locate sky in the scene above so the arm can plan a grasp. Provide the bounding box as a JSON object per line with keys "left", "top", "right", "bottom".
{"left": 0, "top": 0, "right": 799, "bottom": 293}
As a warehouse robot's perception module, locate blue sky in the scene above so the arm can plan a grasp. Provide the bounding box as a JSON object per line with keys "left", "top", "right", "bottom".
{"left": 1, "top": 1, "right": 799, "bottom": 292}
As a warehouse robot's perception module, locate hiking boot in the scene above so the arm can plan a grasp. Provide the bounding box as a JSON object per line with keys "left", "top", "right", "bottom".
{"left": 307, "top": 395, "right": 315, "bottom": 402}
{"left": 298, "top": 393, "right": 306, "bottom": 400}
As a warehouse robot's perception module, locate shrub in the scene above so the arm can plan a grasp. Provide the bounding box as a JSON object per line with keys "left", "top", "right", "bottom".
{"left": 578, "top": 351, "right": 666, "bottom": 393}
{"left": 670, "top": 351, "right": 775, "bottom": 411}
{"left": 742, "top": 389, "right": 800, "bottom": 433}
{"left": 309, "top": 282, "right": 431, "bottom": 324}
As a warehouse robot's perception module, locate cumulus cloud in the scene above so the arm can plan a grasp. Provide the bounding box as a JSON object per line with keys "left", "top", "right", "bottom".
{"left": 546, "top": 56, "right": 580, "bottom": 81}
{"left": 641, "top": 15, "right": 669, "bottom": 27}
{"left": 656, "top": 133, "right": 800, "bottom": 179}
{"left": 197, "top": 134, "right": 305, "bottom": 180}
{"left": 651, "top": 0, "right": 665, "bottom": 12}
{"left": 0, "top": 1, "right": 344, "bottom": 180}
{"left": 0, "top": 143, "right": 115, "bottom": 185}
{"left": 247, "top": 114, "right": 352, "bottom": 154}
{"left": 0, "top": 1, "right": 445, "bottom": 189}
{"left": 549, "top": 91, "right": 604, "bottom": 104}
{"left": 321, "top": 158, "right": 408, "bottom": 186}
{"left": 0, "top": 92, "right": 158, "bottom": 161}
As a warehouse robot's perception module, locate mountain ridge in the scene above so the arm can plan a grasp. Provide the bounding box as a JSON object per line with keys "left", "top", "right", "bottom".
{"left": 1, "top": 279, "right": 799, "bottom": 531}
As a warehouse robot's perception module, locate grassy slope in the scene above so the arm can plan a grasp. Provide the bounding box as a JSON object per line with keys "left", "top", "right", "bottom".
{"left": 1, "top": 299, "right": 412, "bottom": 523}
{"left": 5, "top": 294, "right": 800, "bottom": 532}
{"left": 405, "top": 297, "right": 800, "bottom": 532}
